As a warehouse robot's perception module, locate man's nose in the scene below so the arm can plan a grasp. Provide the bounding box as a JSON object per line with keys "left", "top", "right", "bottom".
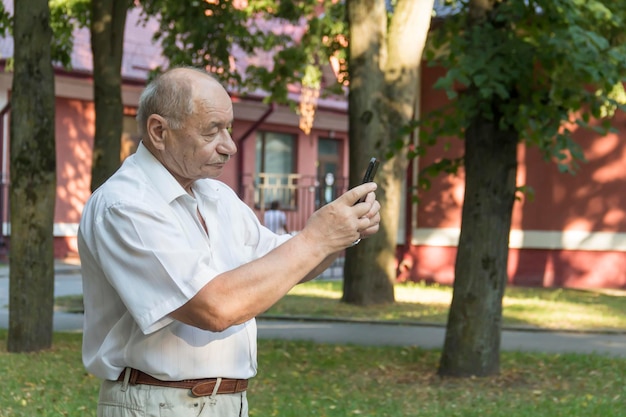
{"left": 219, "top": 130, "right": 237, "bottom": 155}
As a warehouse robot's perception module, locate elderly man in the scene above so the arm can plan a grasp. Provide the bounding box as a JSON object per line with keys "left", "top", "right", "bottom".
{"left": 78, "top": 67, "right": 380, "bottom": 417}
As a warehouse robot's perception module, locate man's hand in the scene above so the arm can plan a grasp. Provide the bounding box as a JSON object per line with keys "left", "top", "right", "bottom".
{"left": 299, "top": 182, "right": 381, "bottom": 254}
{"left": 354, "top": 186, "right": 381, "bottom": 240}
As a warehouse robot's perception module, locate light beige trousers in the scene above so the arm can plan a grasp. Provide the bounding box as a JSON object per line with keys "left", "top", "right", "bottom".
{"left": 97, "top": 379, "right": 249, "bottom": 417}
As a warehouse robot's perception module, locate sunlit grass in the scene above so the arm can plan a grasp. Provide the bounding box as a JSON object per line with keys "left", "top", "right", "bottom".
{"left": 55, "top": 279, "right": 626, "bottom": 331}
{"left": 264, "top": 280, "right": 626, "bottom": 331}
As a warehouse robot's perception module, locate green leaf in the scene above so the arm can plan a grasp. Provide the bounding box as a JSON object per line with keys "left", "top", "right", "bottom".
{"left": 421, "top": 0, "right": 626, "bottom": 178}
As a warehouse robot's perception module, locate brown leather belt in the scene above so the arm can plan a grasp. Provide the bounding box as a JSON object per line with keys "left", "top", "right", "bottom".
{"left": 117, "top": 368, "right": 248, "bottom": 396}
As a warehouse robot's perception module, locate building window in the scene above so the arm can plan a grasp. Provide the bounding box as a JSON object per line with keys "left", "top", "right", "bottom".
{"left": 255, "top": 131, "right": 297, "bottom": 209}
{"left": 317, "top": 138, "right": 342, "bottom": 207}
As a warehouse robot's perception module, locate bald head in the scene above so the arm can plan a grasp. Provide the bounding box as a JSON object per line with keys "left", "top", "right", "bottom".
{"left": 136, "top": 67, "right": 226, "bottom": 138}
{"left": 136, "top": 67, "right": 236, "bottom": 189}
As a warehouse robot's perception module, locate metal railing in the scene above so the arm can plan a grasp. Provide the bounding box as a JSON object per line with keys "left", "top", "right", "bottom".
{"left": 240, "top": 173, "right": 349, "bottom": 233}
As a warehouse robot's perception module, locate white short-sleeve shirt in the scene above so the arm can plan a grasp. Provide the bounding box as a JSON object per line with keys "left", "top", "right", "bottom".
{"left": 78, "top": 142, "right": 290, "bottom": 381}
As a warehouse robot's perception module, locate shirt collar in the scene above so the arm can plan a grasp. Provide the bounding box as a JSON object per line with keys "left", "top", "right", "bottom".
{"left": 135, "top": 142, "right": 187, "bottom": 204}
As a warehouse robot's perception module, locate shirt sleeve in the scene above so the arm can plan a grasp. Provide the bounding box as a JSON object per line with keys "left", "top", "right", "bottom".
{"left": 92, "top": 200, "right": 219, "bottom": 334}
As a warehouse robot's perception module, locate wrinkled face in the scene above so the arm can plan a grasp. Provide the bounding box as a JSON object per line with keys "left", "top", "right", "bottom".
{"left": 158, "top": 75, "right": 236, "bottom": 189}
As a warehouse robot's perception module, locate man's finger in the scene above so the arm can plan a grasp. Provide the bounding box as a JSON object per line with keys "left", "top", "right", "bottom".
{"left": 345, "top": 182, "right": 377, "bottom": 206}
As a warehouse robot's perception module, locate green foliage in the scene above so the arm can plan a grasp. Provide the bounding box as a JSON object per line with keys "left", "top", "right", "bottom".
{"left": 421, "top": 0, "right": 626, "bottom": 176}
{"left": 297, "top": 1, "right": 348, "bottom": 91}
{"left": 0, "top": 2, "right": 10, "bottom": 37}
{"left": 0, "top": 3, "right": 13, "bottom": 69}
{"left": 44, "top": 0, "right": 349, "bottom": 107}
{"left": 139, "top": 0, "right": 347, "bottom": 103}
{"left": 418, "top": 156, "right": 464, "bottom": 192}
{"left": 47, "top": 0, "right": 90, "bottom": 68}
{"left": 515, "top": 184, "right": 535, "bottom": 202}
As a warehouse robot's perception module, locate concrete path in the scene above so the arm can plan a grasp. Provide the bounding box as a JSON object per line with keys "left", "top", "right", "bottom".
{"left": 1, "top": 261, "right": 625, "bottom": 358}
{"left": 0, "top": 260, "right": 85, "bottom": 332}
{"left": 256, "top": 319, "right": 626, "bottom": 357}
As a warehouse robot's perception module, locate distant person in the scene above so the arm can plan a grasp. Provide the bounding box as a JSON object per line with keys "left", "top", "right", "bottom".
{"left": 77, "top": 66, "right": 381, "bottom": 417}
{"left": 264, "top": 200, "right": 289, "bottom": 235}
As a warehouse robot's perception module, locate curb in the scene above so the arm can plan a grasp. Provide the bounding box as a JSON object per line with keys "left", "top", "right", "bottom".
{"left": 258, "top": 314, "right": 626, "bottom": 336}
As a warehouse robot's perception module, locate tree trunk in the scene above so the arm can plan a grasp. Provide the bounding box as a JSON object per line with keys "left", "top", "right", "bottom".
{"left": 343, "top": 0, "right": 432, "bottom": 305}
{"left": 438, "top": 116, "right": 518, "bottom": 376}
{"left": 89, "top": 0, "right": 129, "bottom": 191}
{"left": 8, "top": 0, "right": 56, "bottom": 353}
{"left": 343, "top": 0, "right": 392, "bottom": 305}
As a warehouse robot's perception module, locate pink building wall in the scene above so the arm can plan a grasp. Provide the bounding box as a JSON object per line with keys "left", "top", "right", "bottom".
{"left": 400, "top": 65, "right": 626, "bottom": 288}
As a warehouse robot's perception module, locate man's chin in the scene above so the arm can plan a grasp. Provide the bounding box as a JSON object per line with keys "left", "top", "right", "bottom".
{"left": 206, "top": 166, "right": 224, "bottom": 178}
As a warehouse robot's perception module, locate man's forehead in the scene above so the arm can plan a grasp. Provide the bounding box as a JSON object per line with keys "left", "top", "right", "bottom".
{"left": 195, "top": 96, "right": 233, "bottom": 114}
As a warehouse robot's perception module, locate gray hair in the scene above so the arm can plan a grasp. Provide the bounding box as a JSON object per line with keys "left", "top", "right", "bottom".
{"left": 136, "top": 68, "right": 199, "bottom": 136}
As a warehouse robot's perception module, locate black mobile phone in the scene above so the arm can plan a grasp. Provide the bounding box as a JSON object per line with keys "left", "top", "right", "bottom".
{"left": 356, "top": 157, "right": 379, "bottom": 203}
{"left": 361, "top": 157, "right": 379, "bottom": 184}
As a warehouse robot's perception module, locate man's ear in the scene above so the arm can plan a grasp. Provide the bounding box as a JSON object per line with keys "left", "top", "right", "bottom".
{"left": 145, "top": 114, "right": 168, "bottom": 150}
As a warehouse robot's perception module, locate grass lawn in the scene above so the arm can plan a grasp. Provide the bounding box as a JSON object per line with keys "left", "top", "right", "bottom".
{"left": 0, "top": 331, "right": 624, "bottom": 417}
{"left": 11, "top": 281, "right": 623, "bottom": 416}
{"left": 264, "top": 280, "right": 626, "bottom": 332}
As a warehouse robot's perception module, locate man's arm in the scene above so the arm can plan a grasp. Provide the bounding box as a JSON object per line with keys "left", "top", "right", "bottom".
{"left": 171, "top": 182, "right": 380, "bottom": 332}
